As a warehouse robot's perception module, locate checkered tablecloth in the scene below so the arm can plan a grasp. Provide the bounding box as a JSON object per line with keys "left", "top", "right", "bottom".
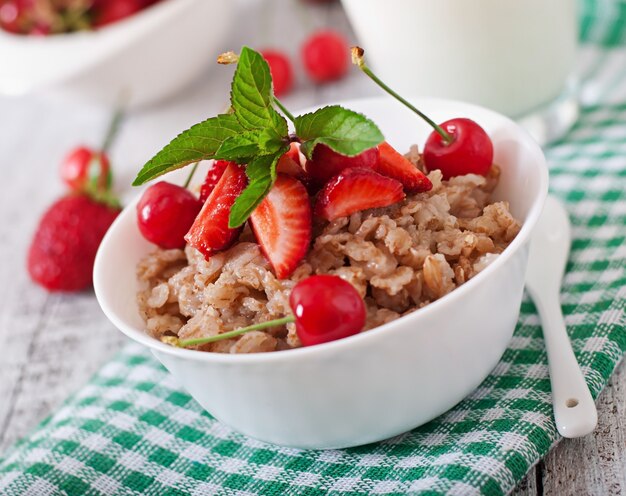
{"left": 1, "top": 7, "right": 625, "bottom": 496}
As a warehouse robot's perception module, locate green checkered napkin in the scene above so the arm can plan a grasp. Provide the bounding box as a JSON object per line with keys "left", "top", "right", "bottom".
{"left": 2, "top": 27, "right": 626, "bottom": 496}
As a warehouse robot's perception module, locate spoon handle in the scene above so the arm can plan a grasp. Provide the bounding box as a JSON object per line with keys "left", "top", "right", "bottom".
{"left": 532, "top": 292, "right": 598, "bottom": 438}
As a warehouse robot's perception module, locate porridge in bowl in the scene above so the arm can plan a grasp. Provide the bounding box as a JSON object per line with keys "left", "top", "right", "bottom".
{"left": 137, "top": 150, "right": 520, "bottom": 353}
{"left": 132, "top": 46, "right": 520, "bottom": 353}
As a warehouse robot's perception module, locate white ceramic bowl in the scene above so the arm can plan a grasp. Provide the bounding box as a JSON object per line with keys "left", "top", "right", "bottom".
{"left": 0, "top": 0, "right": 235, "bottom": 107}
{"left": 94, "top": 96, "right": 548, "bottom": 449}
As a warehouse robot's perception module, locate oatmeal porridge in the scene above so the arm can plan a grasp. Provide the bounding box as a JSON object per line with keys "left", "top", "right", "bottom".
{"left": 137, "top": 146, "right": 520, "bottom": 354}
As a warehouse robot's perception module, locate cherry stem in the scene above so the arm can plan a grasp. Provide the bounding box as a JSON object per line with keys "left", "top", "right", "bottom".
{"left": 183, "top": 162, "right": 199, "bottom": 190}
{"left": 163, "top": 315, "right": 296, "bottom": 348}
{"left": 273, "top": 96, "right": 296, "bottom": 124}
{"left": 351, "top": 47, "right": 453, "bottom": 144}
{"left": 100, "top": 103, "right": 125, "bottom": 155}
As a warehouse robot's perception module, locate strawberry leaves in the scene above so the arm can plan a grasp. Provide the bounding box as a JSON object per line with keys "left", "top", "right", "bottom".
{"left": 295, "top": 105, "right": 384, "bottom": 159}
{"left": 132, "top": 46, "right": 385, "bottom": 228}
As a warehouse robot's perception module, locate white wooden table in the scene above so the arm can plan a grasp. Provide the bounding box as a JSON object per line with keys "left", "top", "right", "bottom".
{"left": 0, "top": 1, "right": 624, "bottom": 494}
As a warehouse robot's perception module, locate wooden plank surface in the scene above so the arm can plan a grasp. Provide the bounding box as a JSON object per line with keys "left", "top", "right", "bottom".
{"left": 0, "top": 1, "right": 624, "bottom": 494}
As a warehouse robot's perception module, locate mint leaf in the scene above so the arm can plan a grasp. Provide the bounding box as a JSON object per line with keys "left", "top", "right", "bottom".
{"left": 231, "top": 46, "right": 288, "bottom": 136}
{"left": 214, "top": 131, "right": 264, "bottom": 163}
{"left": 294, "top": 105, "right": 384, "bottom": 159}
{"left": 132, "top": 114, "right": 243, "bottom": 186}
{"left": 228, "top": 146, "right": 288, "bottom": 228}
{"left": 215, "top": 128, "right": 286, "bottom": 163}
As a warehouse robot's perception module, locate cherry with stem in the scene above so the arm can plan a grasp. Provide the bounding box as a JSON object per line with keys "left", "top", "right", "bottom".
{"left": 351, "top": 46, "right": 494, "bottom": 179}
{"left": 161, "top": 274, "right": 367, "bottom": 349}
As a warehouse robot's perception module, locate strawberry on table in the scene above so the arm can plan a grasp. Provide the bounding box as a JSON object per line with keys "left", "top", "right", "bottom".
{"left": 315, "top": 167, "right": 405, "bottom": 221}
{"left": 185, "top": 162, "right": 248, "bottom": 258}
{"left": 375, "top": 141, "right": 432, "bottom": 193}
{"left": 28, "top": 195, "right": 120, "bottom": 292}
{"left": 250, "top": 174, "right": 312, "bottom": 279}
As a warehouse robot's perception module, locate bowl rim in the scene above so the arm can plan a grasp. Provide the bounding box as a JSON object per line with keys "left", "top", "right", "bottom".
{"left": 94, "top": 95, "right": 549, "bottom": 365}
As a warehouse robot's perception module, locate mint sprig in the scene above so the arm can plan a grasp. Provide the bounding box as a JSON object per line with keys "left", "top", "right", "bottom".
{"left": 132, "top": 46, "right": 385, "bottom": 227}
{"left": 230, "top": 47, "right": 288, "bottom": 136}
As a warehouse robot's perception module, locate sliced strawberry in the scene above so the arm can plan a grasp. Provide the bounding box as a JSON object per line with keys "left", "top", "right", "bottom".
{"left": 375, "top": 142, "right": 432, "bottom": 193}
{"left": 285, "top": 142, "right": 302, "bottom": 166}
{"left": 277, "top": 143, "right": 312, "bottom": 191}
{"left": 199, "top": 160, "right": 231, "bottom": 202}
{"left": 250, "top": 175, "right": 312, "bottom": 279}
{"left": 305, "top": 144, "right": 379, "bottom": 186}
{"left": 185, "top": 163, "right": 247, "bottom": 258}
{"left": 315, "top": 167, "right": 405, "bottom": 221}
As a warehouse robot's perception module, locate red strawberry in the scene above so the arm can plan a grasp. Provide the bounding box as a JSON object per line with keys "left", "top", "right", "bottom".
{"left": 314, "top": 168, "right": 405, "bottom": 221}
{"left": 27, "top": 195, "right": 120, "bottom": 292}
{"left": 284, "top": 142, "right": 303, "bottom": 166}
{"left": 185, "top": 162, "right": 247, "bottom": 258}
{"left": 276, "top": 143, "right": 311, "bottom": 191}
{"left": 199, "top": 160, "right": 231, "bottom": 203}
{"left": 375, "top": 141, "right": 432, "bottom": 193}
{"left": 250, "top": 175, "right": 312, "bottom": 279}
{"left": 305, "top": 144, "right": 379, "bottom": 186}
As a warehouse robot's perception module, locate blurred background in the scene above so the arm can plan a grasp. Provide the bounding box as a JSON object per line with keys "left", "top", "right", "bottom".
{"left": 0, "top": 0, "right": 624, "bottom": 452}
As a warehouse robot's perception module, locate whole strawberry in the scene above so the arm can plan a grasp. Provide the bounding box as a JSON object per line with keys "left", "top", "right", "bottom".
{"left": 28, "top": 195, "right": 120, "bottom": 291}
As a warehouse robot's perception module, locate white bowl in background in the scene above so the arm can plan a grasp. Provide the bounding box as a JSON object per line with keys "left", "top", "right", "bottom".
{"left": 0, "top": 0, "right": 235, "bottom": 108}
{"left": 94, "top": 96, "right": 548, "bottom": 449}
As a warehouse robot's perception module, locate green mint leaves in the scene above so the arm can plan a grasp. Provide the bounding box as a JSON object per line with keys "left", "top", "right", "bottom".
{"left": 230, "top": 48, "right": 288, "bottom": 136}
{"left": 295, "top": 105, "right": 384, "bottom": 159}
{"left": 132, "top": 114, "right": 243, "bottom": 186}
{"left": 132, "top": 46, "right": 385, "bottom": 227}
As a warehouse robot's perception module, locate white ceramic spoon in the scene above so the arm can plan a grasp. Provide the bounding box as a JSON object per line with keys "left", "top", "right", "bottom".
{"left": 525, "top": 195, "right": 598, "bottom": 438}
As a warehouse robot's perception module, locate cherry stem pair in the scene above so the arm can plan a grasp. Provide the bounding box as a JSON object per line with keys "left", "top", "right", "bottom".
{"left": 350, "top": 47, "right": 453, "bottom": 144}
{"left": 162, "top": 315, "right": 295, "bottom": 348}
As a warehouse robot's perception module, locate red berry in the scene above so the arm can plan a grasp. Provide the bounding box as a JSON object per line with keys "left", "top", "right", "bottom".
{"left": 306, "top": 144, "right": 378, "bottom": 186}
{"left": 185, "top": 163, "right": 247, "bottom": 258}
{"left": 0, "top": 0, "right": 23, "bottom": 33}
{"left": 276, "top": 143, "right": 311, "bottom": 189}
{"left": 199, "top": 160, "right": 230, "bottom": 203}
{"left": 93, "top": 0, "right": 143, "bottom": 27}
{"left": 27, "top": 195, "right": 120, "bottom": 292}
{"left": 137, "top": 181, "right": 202, "bottom": 250}
{"left": 302, "top": 30, "right": 349, "bottom": 83}
{"left": 60, "top": 146, "right": 110, "bottom": 193}
{"left": 315, "top": 167, "right": 405, "bottom": 221}
{"left": 290, "top": 275, "right": 366, "bottom": 346}
{"left": 261, "top": 50, "right": 294, "bottom": 97}
{"left": 423, "top": 118, "right": 493, "bottom": 180}
{"left": 250, "top": 174, "right": 312, "bottom": 279}
{"left": 375, "top": 141, "right": 432, "bottom": 193}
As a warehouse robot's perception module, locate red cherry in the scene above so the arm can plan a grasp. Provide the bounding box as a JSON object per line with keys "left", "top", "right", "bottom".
{"left": 136, "top": 182, "right": 202, "bottom": 249}
{"left": 93, "top": 0, "right": 143, "bottom": 27}
{"left": 60, "top": 146, "right": 110, "bottom": 192}
{"left": 306, "top": 144, "right": 379, "bottom": 185}
{"left": 261, "top": 50, "right": 294, "bottom": 97}
{"left": 289, "top": 275, "right": 366, "bottom": 346}
{"left": 302, "top": 30, "right": 349, "bottom": 83}
{"left": 423, "top": 118, "right": 493, "bottom": 180}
